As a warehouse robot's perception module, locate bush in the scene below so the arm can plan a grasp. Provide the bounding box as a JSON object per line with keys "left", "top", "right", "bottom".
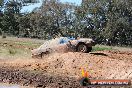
{"left": 8, "top": 48, "right": 17, "bottom": 55}
{"left": 2, "top": 35, "right": 6, "bottom": 38}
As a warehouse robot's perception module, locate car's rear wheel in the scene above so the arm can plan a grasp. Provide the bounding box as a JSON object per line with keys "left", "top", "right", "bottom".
{"left": 77, "top": 44, "right": 88, "bottom": 53}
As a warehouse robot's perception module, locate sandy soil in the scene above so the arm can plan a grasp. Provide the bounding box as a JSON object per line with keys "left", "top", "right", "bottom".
{"left": 0, "top": 50, "right": 132, "bottom": 88}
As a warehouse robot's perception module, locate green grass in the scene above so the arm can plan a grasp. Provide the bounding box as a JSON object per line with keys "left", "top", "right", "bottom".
{"left": 92, "top": 45, "right": 113, "bottom": 51}
{"left": 92, "top": 45, "right": 132, "bottom": 52}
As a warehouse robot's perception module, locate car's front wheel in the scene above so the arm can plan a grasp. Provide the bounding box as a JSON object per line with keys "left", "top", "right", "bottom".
{"left": 77, "top": 44, "right": 88, "bottom": 53}
{"left": 77, "top": 44, "right": 92, "bottom": 53}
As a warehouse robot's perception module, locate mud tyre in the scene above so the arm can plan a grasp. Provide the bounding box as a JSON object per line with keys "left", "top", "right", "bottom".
{"left": 77, "top": 44, "right": 88, "bottom": 53}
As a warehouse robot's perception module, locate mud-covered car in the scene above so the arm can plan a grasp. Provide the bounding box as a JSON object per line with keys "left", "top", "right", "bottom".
{"left": 31, "top": 37, "right": 95, "bottom": 58}
{"left": 68, "top": 38, "right": 95, "bottom": 53}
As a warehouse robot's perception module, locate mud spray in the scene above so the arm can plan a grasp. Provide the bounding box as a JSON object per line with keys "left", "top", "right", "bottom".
{"left": 31, "top": 37, "right": 71, "bottom": 56}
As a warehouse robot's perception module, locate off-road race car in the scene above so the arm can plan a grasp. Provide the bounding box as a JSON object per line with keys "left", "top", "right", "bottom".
{"left": 31, "top": 37, "right": 95, "bottom": 58}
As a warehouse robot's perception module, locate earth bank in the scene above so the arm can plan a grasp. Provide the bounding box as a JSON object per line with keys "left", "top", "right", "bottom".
{"left": 0, "top": 50, "right": 132, "bottom": 88}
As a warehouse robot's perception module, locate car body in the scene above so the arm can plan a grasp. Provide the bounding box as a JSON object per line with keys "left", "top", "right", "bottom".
{"left": 31, "top": 37, "right": 95, "bottom": 58}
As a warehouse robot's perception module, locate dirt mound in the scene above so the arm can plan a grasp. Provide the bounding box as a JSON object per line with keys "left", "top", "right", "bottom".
{"left": 0, "top": 50, "right": 132, "bottom": 87}
{"left": 1, "top": 50, "right": 132, "bottom": 78}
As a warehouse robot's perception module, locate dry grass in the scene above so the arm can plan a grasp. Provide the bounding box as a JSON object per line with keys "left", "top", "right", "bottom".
{"left": 0, "top": 36, "right": 44, "bottom": 59}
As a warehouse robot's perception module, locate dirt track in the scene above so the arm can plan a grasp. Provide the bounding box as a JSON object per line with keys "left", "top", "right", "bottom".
{"left": 0, "top": 50, "right": 132, "bottom": 88}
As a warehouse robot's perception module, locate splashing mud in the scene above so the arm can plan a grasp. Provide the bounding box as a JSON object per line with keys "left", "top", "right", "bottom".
{"left": 31, "top": 37, "right": 71, "bottom": 56}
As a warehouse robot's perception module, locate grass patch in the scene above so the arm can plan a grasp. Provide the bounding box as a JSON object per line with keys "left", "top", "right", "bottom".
{"left": 8, "top": 48, "right": 17, "bottom": 55}
{"left": 0, "top": 37, "right": 44, "bottom": 59}
{"left": 0, "top": 45, "right": 31, "bottom": 57}
{"left": 14, "top": 41, "right": 41, "bottom": 46}
{"left": 92, "top": 45, "right": 113, "bottom": 51}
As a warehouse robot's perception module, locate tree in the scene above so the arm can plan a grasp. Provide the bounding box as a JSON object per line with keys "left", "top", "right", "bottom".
{"left": 103, "top": 0, "right": 132, "bottom": 46}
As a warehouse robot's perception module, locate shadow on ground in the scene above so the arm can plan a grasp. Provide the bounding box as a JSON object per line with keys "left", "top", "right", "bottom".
{"left": 90, "top": 52, "right": 108, "bottom": 56}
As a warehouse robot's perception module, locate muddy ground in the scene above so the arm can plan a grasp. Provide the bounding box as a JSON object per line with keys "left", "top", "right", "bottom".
{"left": 0, "top": 50, "right": 132, "bottom": 88}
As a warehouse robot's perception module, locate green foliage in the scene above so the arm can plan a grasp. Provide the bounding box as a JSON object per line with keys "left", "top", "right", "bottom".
{"left": 0, "top": 0, "right": 3, "bottom": 6}
{"left": 0, "top": 0, "right": 131, "bottom": 46}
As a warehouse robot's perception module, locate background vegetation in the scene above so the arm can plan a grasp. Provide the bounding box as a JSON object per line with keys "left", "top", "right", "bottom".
{"left": 0, "top": 0, "right": 131, "bottom": 46}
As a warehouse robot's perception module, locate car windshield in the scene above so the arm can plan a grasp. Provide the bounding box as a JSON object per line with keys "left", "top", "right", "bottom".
{"left": 59, "top": 37, "right": 75, "bottom": 44}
